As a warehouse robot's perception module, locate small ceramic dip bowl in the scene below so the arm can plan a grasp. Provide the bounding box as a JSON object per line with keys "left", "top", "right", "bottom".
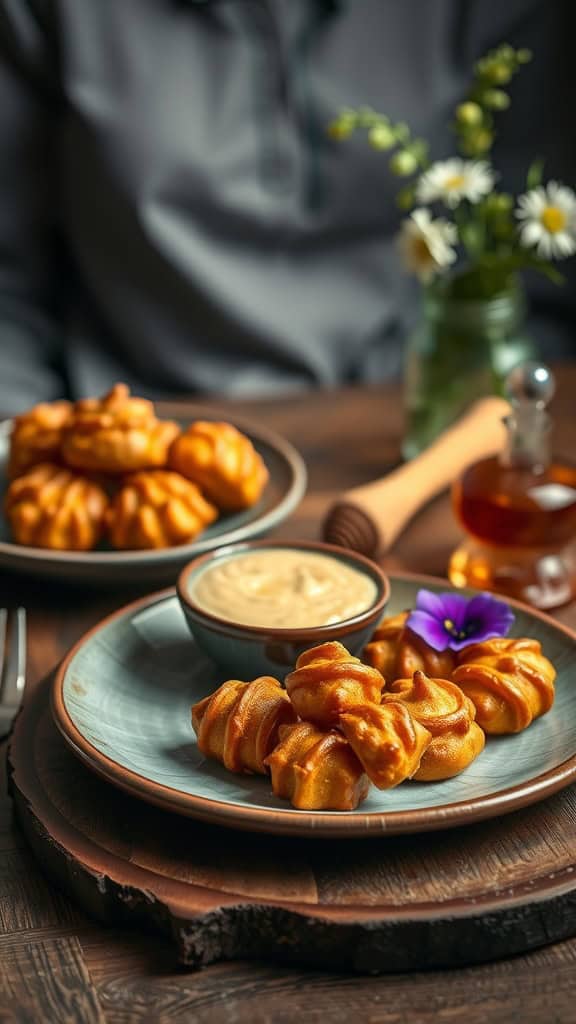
{"left": 177, "top": 539, "right": 390, "bottom": 679}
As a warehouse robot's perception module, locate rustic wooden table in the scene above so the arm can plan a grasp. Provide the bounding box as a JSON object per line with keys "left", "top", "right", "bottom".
{"left": 1, "top": 374, "right": 576, "bottom": 1023}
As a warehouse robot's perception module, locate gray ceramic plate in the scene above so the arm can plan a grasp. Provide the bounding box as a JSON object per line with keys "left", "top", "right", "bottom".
{"left": 0, "top": 413, "right": 306, "bottom": 584}
{"left": 52, "top": 575, "right": 576, "bottom": 837}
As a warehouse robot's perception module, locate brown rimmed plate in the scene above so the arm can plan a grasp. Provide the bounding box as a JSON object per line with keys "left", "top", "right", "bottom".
{"left": 0, "top": 411, "right": 306, "bottom": 584}
{"left": 50, "top": 573, "right": 576, "bottom": 837}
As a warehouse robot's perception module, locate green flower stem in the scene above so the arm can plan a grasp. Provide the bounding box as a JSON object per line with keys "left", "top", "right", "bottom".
{"left": 403, "top": 280, "right": 536, "bottom": 457}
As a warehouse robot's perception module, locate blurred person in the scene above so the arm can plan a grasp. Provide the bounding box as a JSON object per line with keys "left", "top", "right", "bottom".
{"left": 0, "top": 0, "right": 574, "bottom": 414}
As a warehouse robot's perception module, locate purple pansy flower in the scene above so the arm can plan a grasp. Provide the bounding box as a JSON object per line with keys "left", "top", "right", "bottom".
{"left": 406, "top": 589, "right": 515, "bottom": 652}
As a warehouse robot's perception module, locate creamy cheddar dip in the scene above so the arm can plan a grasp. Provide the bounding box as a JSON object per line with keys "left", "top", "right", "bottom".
{"left": 191, "top": 548, "right": 378, "bottom": 629}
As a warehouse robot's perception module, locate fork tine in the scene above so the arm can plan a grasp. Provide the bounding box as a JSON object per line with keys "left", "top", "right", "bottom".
{"left": 0, "top": 610, "right": 6, "bottom": 696}
{"left": 0, "top": 608, "right": 26, "bottom": 708}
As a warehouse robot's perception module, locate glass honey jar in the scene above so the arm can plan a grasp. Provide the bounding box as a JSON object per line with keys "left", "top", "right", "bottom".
{"left": 449, "top": 363, "right": 576, "bottom": 609}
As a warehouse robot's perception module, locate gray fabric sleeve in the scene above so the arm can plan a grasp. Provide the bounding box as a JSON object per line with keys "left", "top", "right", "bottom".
{"left": 0, "top": 0, "right": 66, "bottom": 415}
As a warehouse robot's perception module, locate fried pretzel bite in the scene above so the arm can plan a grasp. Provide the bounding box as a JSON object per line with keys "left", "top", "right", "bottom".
{"left": 5, "top": 462, "right": 108, "bottom": 550}
{"left": 452, "top": 637, "right": 556, "bottom": 734}
{"left": 383, "top": 670, "right": 485, "bottom": 781}
{"left": 264, "top": 721, "right": 370, "bottom": 810}
{"left": 106, "top": 470, "right": 217, "bottom": 549}
{"left": 168, "top": 420, "right": 268, "bottom": 511}
{"left": 339, "top": 701, "right": 431, "bottom": 789}
{"left": 192, "top": 676, "right": 297, "bottom": 774}
{"left": 284, "top": 640, "right": 384, "bottom": 729}
{"left": 363, "top": 611, "right": 456, "bottom": 685}
{"left": 62, "top": 383, "right": 180, "bottom": 473}
{"left": 8, "top": 400, "right": 72, "bottom": 479}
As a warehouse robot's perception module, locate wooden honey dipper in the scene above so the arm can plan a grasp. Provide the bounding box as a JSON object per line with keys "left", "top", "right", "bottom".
{"left": 322, "top": 395, "right": 510, "bottom": 559}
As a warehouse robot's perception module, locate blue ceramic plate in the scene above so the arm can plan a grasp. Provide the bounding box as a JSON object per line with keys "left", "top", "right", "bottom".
{"left": 0, "top": 413, "right": 306, "bottom": 584}
{"left": 51, "top": 574, "right": 576, "bottom": 837}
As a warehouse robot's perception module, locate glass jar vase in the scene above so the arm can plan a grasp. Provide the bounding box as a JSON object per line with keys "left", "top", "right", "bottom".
{"left": 402, "top": 279, "right": 536, "bottom": 459}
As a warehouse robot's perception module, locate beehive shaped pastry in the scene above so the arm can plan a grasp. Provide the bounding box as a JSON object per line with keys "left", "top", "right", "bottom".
{"left": 363, "top": 611, "right": 456, "bottom": 685}
{"left": 5, "top": 462, "right": 108, "bottom": 550}
{"left": 383, "top": 670, "right": 485, "bottom": 781}
{"left": 62, "top": 383, "right": 180, "bottom": 473}
{"left": 264, "top": 721, "right": 370, "bottom": 810}
{"left": 452, "top": 637, "right": 556, "bottom": 734}
{"left": 107, "top": 470, "right": 218, "bottom": 549}
{"left": 8, "top": 400, "right": 72, "bottom": 479}
{"left": 192, "top": 676, "right": 297, "bottom": 774}
{"left": 168, "top": 420, "right": 268, "bottom": 511}
{"left": 339, "top": 701, "right": 431, "bottom": 789}
{"left": 284, "top": 641, "right": 384, "bottom": 729}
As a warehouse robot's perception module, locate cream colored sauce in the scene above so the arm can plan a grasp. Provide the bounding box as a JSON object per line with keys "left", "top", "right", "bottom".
{"left": 191, "top": 549, "right": 378, "bottom": 628}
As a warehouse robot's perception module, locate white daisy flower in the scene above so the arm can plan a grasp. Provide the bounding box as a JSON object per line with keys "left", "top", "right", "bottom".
{"left": 398, "top": 209, "right": 457, "bottom": 283}
{"left": 515, "top": 181, "right": 576, "bottom": 259}
{"left": 416, "top": 158, "right": 495, "bottom": 208}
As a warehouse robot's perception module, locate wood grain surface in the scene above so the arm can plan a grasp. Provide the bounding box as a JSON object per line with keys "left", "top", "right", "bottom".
{"left": 2, "top": 374, "right": 576, "bottom": 1022}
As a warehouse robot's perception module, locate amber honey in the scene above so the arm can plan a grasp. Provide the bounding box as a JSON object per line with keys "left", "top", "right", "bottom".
{"left": 453, "top": 456, "right": 576, "bottom": 549}
{"left": 449, "top": 363, "right": 576, "bottom": 609}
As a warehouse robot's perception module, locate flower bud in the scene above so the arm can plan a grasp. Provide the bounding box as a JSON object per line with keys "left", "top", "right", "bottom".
{"left": 327, "top": 117, "right": 353, "bottom": 141}
{"left": 467, "top": 130, "right": 493, "bottom": 155}
{"left": 389, "top": 150, "right": 418, "bottom": 176}
{"left": 491, "top": 193, "right": 513, "bottom": 213}
{"left": 368, "top": 124, "right": 395, "bottom": 150}
{"left": 486, "top": 62, "right": 511, "bottom": 85}
{"left": 456, "top": 102, "right": 483, "bottom": 126}
{"left": 396, "top": 185, "right": 415, "bottom": 210}
{"left": 516, "top": 48, "right": 532, "bottom": 63}
{"left": 483, "top": 89, "right": 510, "bottom": 110}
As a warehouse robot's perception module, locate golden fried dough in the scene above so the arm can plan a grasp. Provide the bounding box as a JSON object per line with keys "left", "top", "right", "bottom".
{"left": 5, "top": 462, "right": 108, "bottom": 550}
{"left": 62, "top": 383, "right": 180, "bottom": 473}
{"left": 106, "top": 470, "right": 217, "bottom": 549}
{"left": 192, "top": 676, "right": 297, "bottom": 774}
{"left": 8, "top": 400, "right": 72, "bottom": 479}
{"left": 168, "top": 420, "right": 268, "bottom": 511}
{"left": 284, "top": 640, "right": 384, "bottom": 729}
{"left": 339, "top": 701, "right": 431, "bottom": 789}
{"left": 363, "top": 611, "right": 456, "bottom": 684}
{"left": 453, "top": 637, "right": 556, "bottom": 734}
{"left": 383, "top": 670, "right": 485, "bottom": 781}
{"left": 264, "top": 721, "right": 370, "bottom": 810}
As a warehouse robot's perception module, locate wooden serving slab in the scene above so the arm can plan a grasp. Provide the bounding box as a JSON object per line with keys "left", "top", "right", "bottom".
{"left": 8, "top": 675, "right": 576, "bottom": 973}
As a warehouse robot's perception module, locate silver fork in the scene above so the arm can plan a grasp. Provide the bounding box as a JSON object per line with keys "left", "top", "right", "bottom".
{"left": 0, "top": 608, "right": 27, "bottom": 740}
